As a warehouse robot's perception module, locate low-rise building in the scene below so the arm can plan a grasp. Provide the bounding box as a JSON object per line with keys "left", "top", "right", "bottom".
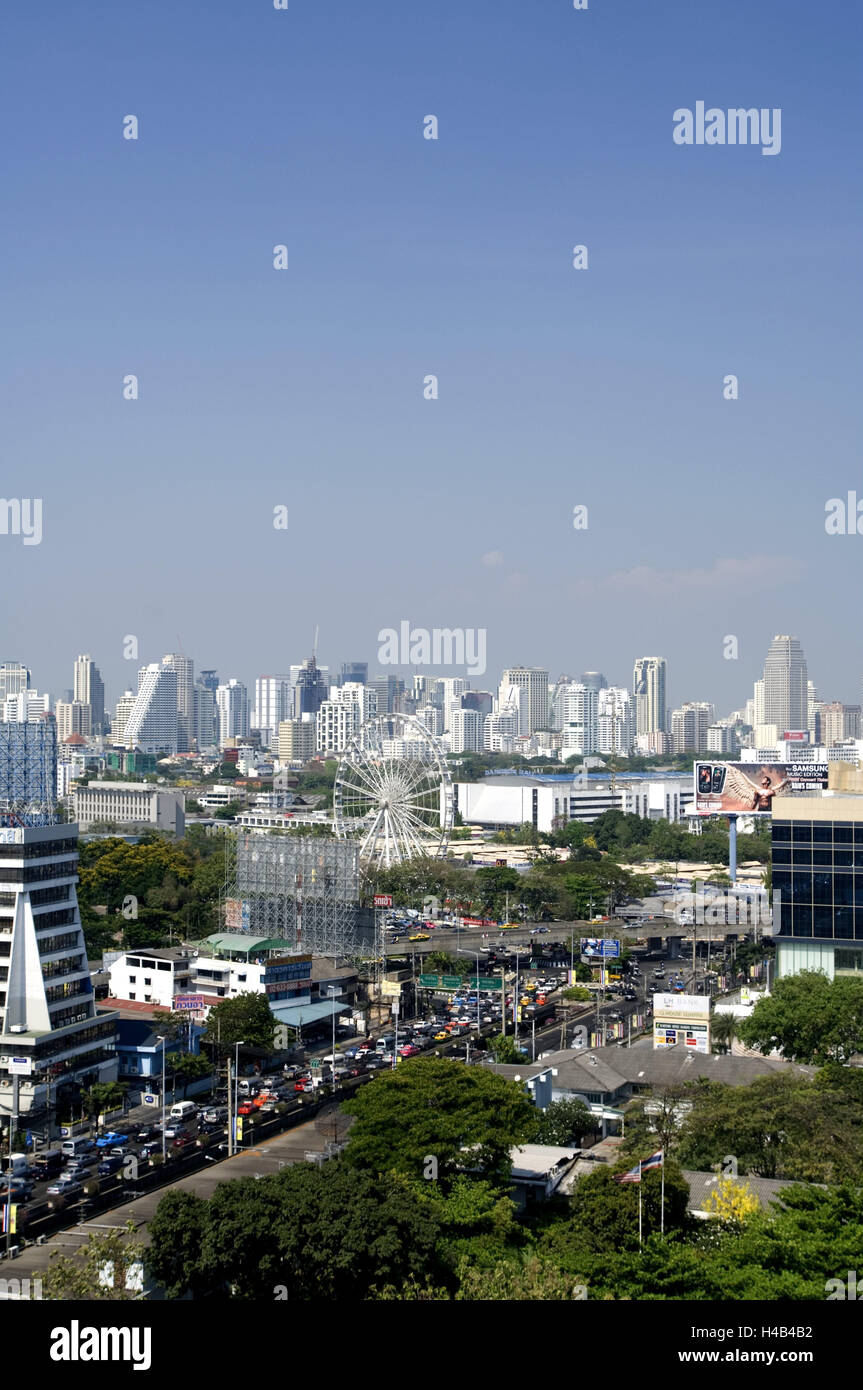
{"left": 106, "top": 948, "right": 193, "bottom": 1009}
{"left": 73, "top": 781, "right": 185, "bottom": 835}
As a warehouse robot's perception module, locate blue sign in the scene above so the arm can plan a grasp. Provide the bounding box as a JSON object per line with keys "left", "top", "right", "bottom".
{"left": 581, "top": 938, "right": 621, "bottom": 959}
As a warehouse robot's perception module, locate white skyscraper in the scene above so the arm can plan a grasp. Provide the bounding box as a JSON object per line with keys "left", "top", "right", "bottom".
{"left": 0, "top": 663, "right": 30, "bottom": 700}
{"left": 73, "top": 654, "right": 105, "bottom": 735}
{"left": 112, "top": 690, "right": 138, "bottom": 747}
{"left": 553, "top": 682, "right": 598, "bottom": 755}
{"left": 253, "top": 675, "right": 293, "bottom": 749}
{"left": 162, "top": 654, "right": 195, "bottom": 753}
{"left": 500, "top": 667, "right": 549, "bottom": 733}
{"left": 484, "top": 706, "right": 519, "bottom": 752}
{"left": 633, "top": 657, "right": 667, "bottom": 737}
{"left": 758, "top": 635, "right": 809, "bottom": 736}
{"left": 498, "top": 682, "right": 528, "bottom": 736}
{"left": 124, "top": 664, "right": 179, "bottom": 754}
{"left": 216, "top": 678, "right": 250, "bottom": 745}
{"left": 450, "top": 708, "right": 482, "bottom": 753}
{"left": 597, "top": 687, "right": 635, "bottom": 756}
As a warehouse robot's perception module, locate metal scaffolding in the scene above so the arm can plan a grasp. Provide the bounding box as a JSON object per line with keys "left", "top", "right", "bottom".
{"left": 0, "top": 720, "right": 59, "bottom": 823}
{"left": 223, "top": 832, "right": 375, "bottom": 959}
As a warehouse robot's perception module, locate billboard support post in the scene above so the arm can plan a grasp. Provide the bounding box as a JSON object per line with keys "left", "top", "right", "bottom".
{"left": 728, "top": 814, "right": 738, "bottom": 884}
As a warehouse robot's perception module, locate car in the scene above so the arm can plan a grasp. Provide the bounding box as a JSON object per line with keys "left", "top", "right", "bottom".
{"left": 0, "top": 1177, "right": 34, "bottom": 1201}
{"left": 47, "top": 1178, "right": 83, "bottom": 1198}
{"left": 139, "top": 1143, "right": 159, "bottom": 1161}
{"left": 95, "top": 1131, "right": 125, "bottom": 1149}
{"left": 97, "top": 1155, "right": 124, "bottom": 1177}
{"left": 135, "top": 1125, "right": 159, "bottom": 1143}
{"left": 408, "top": 933, "right": 430, "bottom": 942}
{"left": 434, "top": 1030, "right": 449, "bottom": 1041}
{"left": 172, "top": 1134, "right": 196, "bottom": 1151}
{"left": 237, "top": 1101, "right": 256, "bottom": 1115}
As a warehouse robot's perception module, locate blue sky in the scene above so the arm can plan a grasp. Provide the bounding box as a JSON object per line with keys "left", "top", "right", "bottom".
{"left": 1, "top": 0, "right": 861, "bottom": 714}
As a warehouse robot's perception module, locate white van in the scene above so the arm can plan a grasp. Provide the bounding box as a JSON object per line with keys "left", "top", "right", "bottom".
{"left": 169, "top": 1101, "right": 198, "bottom": 1123}
{"left": 61, "top": 1137, "right": 94, "bottom": 1159}
{"left": 3, "top": 1153, "right": 29, "bottom": 1178}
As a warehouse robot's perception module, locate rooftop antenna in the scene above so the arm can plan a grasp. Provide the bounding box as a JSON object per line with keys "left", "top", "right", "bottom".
{"left": 312, "top": 625, "right": 319, "bottom": 662}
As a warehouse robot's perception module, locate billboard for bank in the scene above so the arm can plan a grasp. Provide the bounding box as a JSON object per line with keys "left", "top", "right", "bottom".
{"left": 694, "top": 761, "right": 828, "bottom": 815}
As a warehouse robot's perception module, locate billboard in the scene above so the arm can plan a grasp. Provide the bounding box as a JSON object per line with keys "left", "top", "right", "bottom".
{"left": 224, "top": 897, "right": 251, "bottom": 930}
{"left": 694, "top": 761, "right": 829, "bottom": 815}
{"left": 580, "top": 938, "right": 620, "bottom": 960}
{"left": 653, "top": 992, "right": 710, "bottom": 1053}
{"left": 173, "top": 995, "right": 205, "bottom": 1014}
{"left": 373, "top": 894, "right": 393, "bottom": 908}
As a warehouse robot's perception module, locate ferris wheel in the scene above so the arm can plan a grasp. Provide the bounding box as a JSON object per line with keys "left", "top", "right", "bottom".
{"left": 333, "top": 713, "right": 454, "bottom": 868}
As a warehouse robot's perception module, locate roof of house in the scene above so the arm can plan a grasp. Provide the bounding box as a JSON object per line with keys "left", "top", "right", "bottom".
{"left": 682, "top": 1169, "right": 819, "bottom": 1214}
{"left": 487, "top": 1045, "right": 813, "bottom": 1097}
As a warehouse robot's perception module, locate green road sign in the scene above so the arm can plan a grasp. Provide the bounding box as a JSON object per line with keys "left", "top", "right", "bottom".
{"left": 418, "top": 974, "right": 439, "bottom": 987}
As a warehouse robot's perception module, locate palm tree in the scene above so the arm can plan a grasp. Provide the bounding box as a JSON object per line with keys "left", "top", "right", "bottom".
{"left": 711, "top": 1012, "right": 737, "bottom": 1055}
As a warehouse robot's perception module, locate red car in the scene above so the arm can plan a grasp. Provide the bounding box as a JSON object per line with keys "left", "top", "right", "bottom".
{"left": 171, "top": 1135, "right": 196, "bottom": 1151}
{"left": 237, "top": 1101, "right": 256, "bottom": 1115}
{"left": 293, "top": 1078, "right": 310, "bottom": 1093}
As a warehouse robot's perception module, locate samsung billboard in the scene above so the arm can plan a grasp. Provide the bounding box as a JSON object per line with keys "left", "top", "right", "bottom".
{"left": 694, "top": 761, "right": 828, "bottom": 816}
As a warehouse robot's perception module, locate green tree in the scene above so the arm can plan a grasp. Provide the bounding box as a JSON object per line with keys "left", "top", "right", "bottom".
{"left": 485, "top": 1034, "right": 524, "bottom": 1064}
{"left": 737, "top": 970, "right": 863, "bottom": 1064}
{"left": 341, "top": 1057, "right": 538, "bottom": 1186}
{"left": 82, "top": 1081, "right": 126, "bottom": 1120}
{"left": 533, "top": 1098, "right": 595, "bottom": 1146}
{"left": 44, "top": 1221, "right": 145, "bottom": 1301}
{"left": 203, "top": 991, "right": 276, "bottom": 1053}
{"left": 165, "top": 1052, "right": 213, "bottom": 1098}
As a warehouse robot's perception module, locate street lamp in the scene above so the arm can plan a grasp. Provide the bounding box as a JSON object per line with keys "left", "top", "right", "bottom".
{"left": 232, "top": 1040, "right": 245, "bottom": 1155}
{"left": 326, "top": 986, "right": 339, "bottom": 1081}
{"left": 156, "top": 1036, "right": 166, "bottom": 1163}
{"left": 457, "top": 948, "right": 482, "bottom": 1039}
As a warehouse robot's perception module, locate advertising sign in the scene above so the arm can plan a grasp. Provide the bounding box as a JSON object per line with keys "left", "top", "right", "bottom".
{"left": 580, "top": 938, "right": 620, "bottom": 960}
{"left": 373, "top": 894, "right": 393, "bottom": 908}
{"left": 224, "top": 898, "right": 251, "bottom": 930}
{"left": 653, "top": 992, "right": 710, "bottom": 1053}
{"left": 173, "top": 995, "right": 205, "bottom": 1014}
{"left": 6, "top": 1057, "right": 33, "bottom": 1076}
{"left": 694, "top": 761, "right": 828, "bottom": 815}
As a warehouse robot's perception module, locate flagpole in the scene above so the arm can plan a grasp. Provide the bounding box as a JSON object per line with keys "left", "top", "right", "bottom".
{"left": 660, "top": 1148, "right": 665, "bottom": 1235}
{"left": 638, "top": 1177, "right": 643, "bottom": 1246}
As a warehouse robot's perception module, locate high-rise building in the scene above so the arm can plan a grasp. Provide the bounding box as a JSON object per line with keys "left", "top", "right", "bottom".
{"left": 758, "top": 635, "right": 809, "bottom": 736}
{"left": 500, "top": 668, "right": 549, "bottom": 733}
{"left": 199, "top": 670, "right": 219, "bottom": 694}
{"left": 277, "top": 716, "right": 317, "bottom": 764}
{"left": 483, "top": 706, "right": 519, "bottom": 752}
{"left": 0, "top": 822, "right": 118, "bottom": 1125}
{"left": 253, "top": 675, "right": 293, "bottom": 749}
{"left": 73, "top": 654, "right": 105, "bottom": 736}
{"left": 0, "top": 663, "right": 30, "bottom": 700}
{"left": 581, "top": 672, "right": 608, "bottom": 693}
{"left": 1, "top": 691, "right": 51, "bottom": 723}
{"left": 338, "top": 662, "right": 369, "bottom": 687}
{"left": 162, "top": 654, "right": 195, "bottom": 753}
{"left": 56, "top": 699, "right": 91, "bottom": 743}
{"left": 316, "top": 700, "right": 360, "bottom": 754}
{"left": 124, "top": 664, "right": 179, "bottom": 754}
{"left": 192, "top": 682, "right": 217, "bottom": 750}
{"left": 554, "top": 683, "right": 598, "bottom": 755}
{"left": 671, "top": 702, "right": 715, "bottom": 755}
{"left": 449, "top": 708, "right": 483, "bottom": 753}
{"left": 111, "top": 690, "right": 138, "bottom": 747}
{"left": 216, "top": 678, "right": 250, "bottom": 745}
{"left": 597, "top": 687, "right": 635, "bottom": 756}
{"left": 633, "top": 657, "right": 667, "bottom": 737}
{"left": 369, "top": 673, "right": 404, "bottom": 716}
{"left": 821, "top": 702, "right": 862, "bottom": 745}
{"left": 462, "top": 690, "right": 493, "bottom": 717}
{"left": 293, "top": 658, "right": 328, "bottom": 718}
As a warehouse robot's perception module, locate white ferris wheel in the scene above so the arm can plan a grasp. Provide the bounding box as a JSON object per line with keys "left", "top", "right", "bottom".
{"left": 333, "top": 713, "right": 454, "bottom": 868}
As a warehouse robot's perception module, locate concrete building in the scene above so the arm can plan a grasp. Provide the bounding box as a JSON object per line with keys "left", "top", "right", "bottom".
{"left": 193, "top": 681, "right": 218, "bottom": 750}
{"left": 453, "top": 771, "right": 692, "bottom": 834}
{"left": 107, "top": 948, "right": 193, "bottom": 1009}
{"left": 253, "top": 675, "right": 293, "bottom": 749}
{"left": 161, "top": 654, "right": 195, "bottom": 753}
{"left": 758, "top": 634, "right": 809, "bottom": 736}
{"left": 772, "top": 795, "right": 863, "bottom": 982}
{"left": 278, "top": 716, "right": 317, "bottom": 764}
{"left": 73, "top": 654, "right": 105, "bottom": 736}
{"left": 216, "top": 678, "right": 250, "bottom": 745}
{"left": 484, "top": 706, "right": 519, "bottom": 752}
{"left": 0, "top": 663, "right": 30, "bottom": 700}
{"left": 671, "top": 702, "right": 714, "bottom": 755}
{"left": 74, "top": 782, "right": 185, "bottom": 835}
{"left": 56, "top": 700, "right": 91, "bottom": 743}
{"left": 1, "top": 691, "right": 51, "bottom": 723}
{"left": 316, "top": 699, "right": 360, "bottom": 754}
{"left": 111, "top": 690, "right": 138, "bottom": 747}
{"left": 0, "top": 822, "right": 118, "bottom": 1126}
{"left": 124, "top": 664, "right": 179, "bottom": 754}
{"left": 450, "top": 707, "right": 483, "bottom": 754}
{"left": 597, "top": 687, "right": 635, "bottom": 757}
{"left": 633, "top": 657, "right": 667, "bottom": 737}
{"left": 553, "top": 682, "right": 598, "bottom": 755}
{"left": 500, "top": 668, "right": 549, "bottom": 733}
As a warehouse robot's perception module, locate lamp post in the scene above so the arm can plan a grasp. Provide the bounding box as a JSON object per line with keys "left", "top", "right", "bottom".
{"left": 156, "top": 1036, "right": 166, "bottom": 1163}
{"left": 233, "top": 1040, "right": 245, "bottom": 1154}
{"left": 326, "top": 987, "right": 338, "bottom": 1082}
{"left": 457, "top": 948, "right": 482, "bottom": 1039}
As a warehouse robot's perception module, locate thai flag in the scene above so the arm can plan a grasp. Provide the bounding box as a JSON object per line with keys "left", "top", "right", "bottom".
{"left": 641, "top": 1151, "right": 664, "bottom": 1171}
{"left": 614, "top": 1161, "right": 642, "bottom": 1184}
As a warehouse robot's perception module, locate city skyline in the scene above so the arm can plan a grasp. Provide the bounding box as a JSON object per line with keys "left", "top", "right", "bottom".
{"left": 1, "top": 1, "right": 861, "bottom": 713}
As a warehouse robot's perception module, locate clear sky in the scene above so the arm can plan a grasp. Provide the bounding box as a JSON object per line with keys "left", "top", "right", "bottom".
{"left": 1, "top": 0, "right": 861, "bottom": 715}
